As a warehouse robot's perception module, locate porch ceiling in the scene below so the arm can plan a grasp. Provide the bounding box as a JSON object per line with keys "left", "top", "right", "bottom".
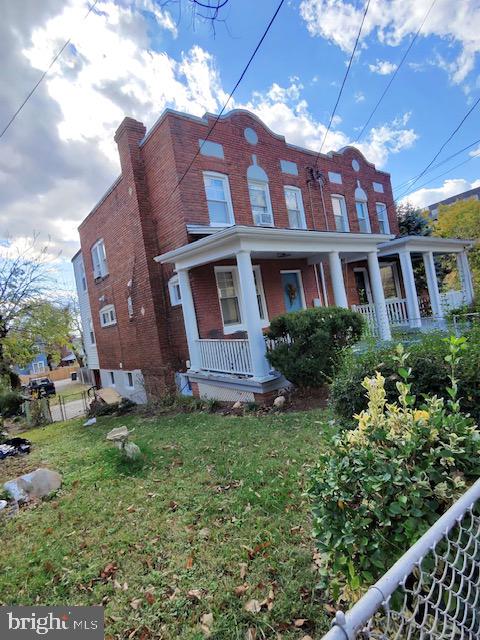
{"left": 378, "top": 235, "right": 474, "bottom": 257}
{"left": 155, "top": 225, "right": 393, "bottom": 270}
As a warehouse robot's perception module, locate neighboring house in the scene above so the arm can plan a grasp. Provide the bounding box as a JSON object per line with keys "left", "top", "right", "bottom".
{"left": 15, "top": 351, "right": 49, "bottom": 377}
{"left": 73, "top": 109, "right": 474, "bottom": 403}
{"left": 424, "top": 186, "right": 480, "bottom": 220}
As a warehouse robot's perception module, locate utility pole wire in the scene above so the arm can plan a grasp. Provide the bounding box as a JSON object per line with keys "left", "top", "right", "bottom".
{"left": 355, "top": 0, "right": 437, "bottom": 143}
{"left": 0, "top": 0, "right": 99, "bottom": 140}
{"left": 170, "top": 0, "right": 285, "bottom": 198}
{"left": 315, "top": 0, "right": 371, "bottom": 162}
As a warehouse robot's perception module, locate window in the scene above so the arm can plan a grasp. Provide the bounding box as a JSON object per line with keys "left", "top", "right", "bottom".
{"left": 376, "top": 202, "right": 390, "bottom": 234}
{"left": 331, "top": 195, "right": 349, "bottom": 232}
{"left": 373, "top": 181, "right": 384, "bottom": 193}
{"left": 328, "top": 172, "right": 342, "bottom": 184}
{"left": 91, "top": 239, "right": 108, "bottom": 279}
{"left": 127, "top": 295, "right": 134, "bottom": 319}
{"left": 168, "top": 275, "right": 182, "bottom": 306}
{"left": 380, "top": 264, "right": 401, "bottom": 299}
{"left": 31, "top": 361, "right": 46, "bottom": 374}
{"left": 203, "top": 172, "right": 234, "bottom": 226}
{"left": 284, "top": 186, "right": 306, "bottom": 229}
{"left": 215, "top": 266, "right": 268, "bottom": 333}
{"left": 126, "top": 372, "right": 134, "bottom": 388}
{"left": 355, "top": 200, "right": 371, "bottom": 233}
{"left": 248, "top": 181, "right": 274, "bottom": 226}
{"left": 280, "top": 160, "right": 298, "bottom": 175}
{"left": 89, "top": 318, "right": 95, "bottom": 345}
{"left": 99, "top": 304, "right": 116, "bottom": 327}
{"left": 109, "top": 371, "right": 115, "bottom": 385}
{"left": 79, "top": 260, "right": 87, "bottom": 291}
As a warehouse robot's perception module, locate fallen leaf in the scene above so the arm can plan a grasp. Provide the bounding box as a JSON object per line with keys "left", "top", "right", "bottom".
{"left": 294, "top": 619, "right": 307, "bottom": 627}
{"left": 239, "top": 562, "right": 248, "bottom": 580}
{"left": 245, "top": 628, "right": 257, "bottom": 640}
{"left": 187, "top": 589, "right": 203, "bottom": 601}
{"left": 324, "top": 604, "right": 336, "bottom": 614}
{"left": 126, "top": 505, "right": 136, "bottom": 513}
{"left": 185, "top": 556, "right": 194, "bottom": 569}
{"left": 234, "top": 584, "right": 249, "bottom": 597}
{"left": 145, "top": 592, "right": 155, "bottom": 605}
{"left": 198, "top": 527, "right": 210, "bottom": 540}
{"left": 301, "top": 636, "right": 314, "bottom": 640}
{"left": 260, "top": 589, "right": 275, "bottom": 611}
{"left": 244, "top": 599, "right": 261, "bottom": 614}
{"left": 290, "top": 526, "right": 302, "bottom": 535}
{"left": 168, "top": 501, "right": 178, "bottom": 511}
{"left": 248, "top": 541, "right": 271, "bottom": 560}
{"left": 100, "top": 562, "right": 118, "bottom": 580}
{"left": 199, "top": 612, "right": 213, "bottom": 637}
{"left": 130, "top": 598, "right": 142, "bottom": 610}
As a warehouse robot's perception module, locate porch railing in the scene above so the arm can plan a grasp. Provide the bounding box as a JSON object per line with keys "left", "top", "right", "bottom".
{"left": 320, "top": 478, "right": 480, "bottom": 639}
{"left": 196, "top": 338, "right": 253, "bottom": 376}
{"left": 352, "top": 299, "right": 409, "bottom": 336}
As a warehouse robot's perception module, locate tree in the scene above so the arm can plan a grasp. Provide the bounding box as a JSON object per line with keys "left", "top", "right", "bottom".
{"left": 0, "top": 237, "right": 70, "bottom": 385}
{"left": 434, "top": 199, "right": 480, "bottom": 294}
{"left": 396, "top": 202, "right": 432, "bottom": 237}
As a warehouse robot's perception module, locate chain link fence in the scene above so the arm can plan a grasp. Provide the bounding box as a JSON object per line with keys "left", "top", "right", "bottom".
{"left": 321, "top": 478, "right": 480, "bottom": 640}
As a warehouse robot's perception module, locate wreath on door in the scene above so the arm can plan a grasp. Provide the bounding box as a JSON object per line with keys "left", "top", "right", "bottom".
{"left": 286, "top": 282, "right": 298, "bottom": 305}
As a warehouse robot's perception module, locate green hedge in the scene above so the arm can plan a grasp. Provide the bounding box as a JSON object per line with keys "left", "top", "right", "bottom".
{"left": 265, "top": 307, "right": 363, "bottom": 387}
{"left": 330, "top": 327, "right": 480, "bottom": 423}
{"left": 0, "top": 390, "right": 24, "bottom": 418}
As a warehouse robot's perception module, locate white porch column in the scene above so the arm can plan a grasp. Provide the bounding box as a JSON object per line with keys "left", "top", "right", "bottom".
{"left": 177, "top": 268, "right": 201, "bottom": 371}
{"left": 236, "top": 250, "right": 271, "bottom": 380}
{"left": 456, "top": 251, "right": 474, "bottom": 304}
{"left": 367, "top": 251, "right": 392, "bottom": 341}
{"left": 399, "top": 250, "right": 422, "bottom": 328}
{"left": 423, "top": 251, "right": 444, "bottom": 318}
{"left": 328, "top": 251, "right": 348, "bottom": 308}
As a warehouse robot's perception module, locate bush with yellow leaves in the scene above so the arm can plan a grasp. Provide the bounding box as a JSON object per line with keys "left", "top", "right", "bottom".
{"left": 309, "top": 337, "right": 480, "bottom": 599}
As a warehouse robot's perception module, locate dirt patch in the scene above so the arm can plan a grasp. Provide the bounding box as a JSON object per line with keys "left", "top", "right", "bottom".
{"left": 0, "top": 455, "right": 38, "bottom": 486}
{"left": 286, "top": 386, "right": 330, "bottom": 412}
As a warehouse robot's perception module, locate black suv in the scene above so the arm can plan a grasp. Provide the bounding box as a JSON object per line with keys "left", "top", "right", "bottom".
{"left": 27, "top": 377, "right": 56, "bottom": 397}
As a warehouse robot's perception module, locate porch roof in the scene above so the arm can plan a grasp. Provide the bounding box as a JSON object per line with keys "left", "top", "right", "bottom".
{"left": 378, "top": 235, "right": 474, "bottom": 257}
{"left": 154, "top": 225, "right": 393, "bottom": 270}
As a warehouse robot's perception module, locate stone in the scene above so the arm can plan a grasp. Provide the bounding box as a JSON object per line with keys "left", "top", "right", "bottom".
{"left": 123, "top": 441, "right": 141, "bottom": 460}
{"left": 0, "top": 499, "right": 7, "bottom": 511}
{"left": 3, "top": 468, "right": 62, "bottom": 503}
{"left": 273, "top": 395, "right": 286, "bottom": 410}
{"left": 106, "top": 426, "right": 132, "bottom": 442}
{"left": 232, "top": 401, "right": 242, "bottom": 410}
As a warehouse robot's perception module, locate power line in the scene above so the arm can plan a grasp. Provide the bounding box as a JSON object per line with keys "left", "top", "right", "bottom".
{"left": 316, "top": 0, "right": 371, "bottom": 160}
{"left": 354, "top": 0, "right": 437, "bottom": 143}
{"left": 170, "top": 0, "right": 285, "bottom": 197}
{"left": 0, "top": 0, "right": 99, "bottom": 140}
{"left": 403, "top": 94, "right": 480, "bottom": 193}
{"left": 393, "top": 136, "right": 480, "bottom": 193}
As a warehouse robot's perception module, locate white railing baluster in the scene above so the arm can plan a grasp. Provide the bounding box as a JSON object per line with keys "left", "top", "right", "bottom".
{"left": 195, "top": 339, "right": 253, "bottom": 376}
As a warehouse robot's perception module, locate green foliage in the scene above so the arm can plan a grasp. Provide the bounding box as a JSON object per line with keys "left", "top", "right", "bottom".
{"left": 0, "top": 390, "right": 24, "bottom": 417}
{"left": 397, "top": 202, "right": 432, "bottom": 237}
{"left": 310, "top": 341, "right": 480, "bottom": 597}
{"left": 265, "top": 307, "right": 364, "bottom": 387}
{"left": 330, "top": 329, "right": 480, "bottom": 424}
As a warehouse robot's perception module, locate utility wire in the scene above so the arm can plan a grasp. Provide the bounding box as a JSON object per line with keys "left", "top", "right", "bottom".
{"left": 354, "top": 0, "right": 437, "bottom": 143}
{"left": 314, "top": 0, "right": 371, "bottom": 162}
{"left": 0, "top": 0, "right": 99, "bottom": 140}
{"left": 170, "top": 0, "right": 285, "bottom": 197}
{"left": 403, "top": 94, "right": 480, "bottom": 193}
{"left": 394, "top": 136, "right": 480, "bottom": 193}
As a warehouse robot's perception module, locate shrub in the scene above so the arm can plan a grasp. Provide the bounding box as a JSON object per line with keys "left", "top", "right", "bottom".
{"left": 330, "top": 329, "right": 480, "bottom": 423}
{"left": 0, "top": 390, "right": 24, "bottom": 417}
{"left": 310, "top": 339, "right": 480, "bottom": 598}
{"left": 265, "top": 307, "right": 364, "bottom": 387}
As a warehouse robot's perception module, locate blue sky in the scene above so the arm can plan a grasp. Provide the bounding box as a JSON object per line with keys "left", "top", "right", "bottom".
{"left": 1, "top": 0, "right": 479, "bottom": 289}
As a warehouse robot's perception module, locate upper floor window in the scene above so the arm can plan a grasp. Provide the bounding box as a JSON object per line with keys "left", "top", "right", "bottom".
{"left": 99, "top": 304, "right": 116, "bottom": 327}
{"left": 376, "top": 202, "right": 390, "bottom": 234}
{"left": 168, "top": 275, "right": 182, "bottom": 306}
{"left": 248, "top": 181, "right": 274, "bottom": 227}
{"left": 284, "top": 186, "right": 306, "bottom": 229}
{"left": 91, "top": 239, "right": 108, "bottom": 279}
{"left": 203, "top": 172, "right": 234, "bottom": 226}
{"left": 79, "top": 260, "right": 87, "bottom": 291}
{"left": 331, "top": 195, "right": 349, "bottom": 232}
{"left": 127, "top": 295, "right": 134, "bottom": 319}
{"left": 328, "top": 172, "right": 342, "bottom": 185}
{"left": 89, "top": 317, "right": 96, "bottom": 345}
{"left": 373, "top": 181, "right": 384, "bottom": 193}
{"left": 355, "top": 182, "right": 371, "bottom": 233}
{"left": 215, "top": 266, "right": 268, "bottom": 333}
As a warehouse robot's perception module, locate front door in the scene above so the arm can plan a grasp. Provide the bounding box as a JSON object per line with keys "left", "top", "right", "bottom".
{"left": 281, "top": 271, "right": 305, "bottom": 312}
{"left": 354, "top": 268, "right": 373, "bottom": 305}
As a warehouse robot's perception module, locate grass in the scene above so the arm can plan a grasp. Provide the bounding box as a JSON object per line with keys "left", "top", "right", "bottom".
{"left": 49, "top": 383, "right": 90, "bottom": 406}
{"left": 0, "top": 408, "right": 335, "bottom": 639}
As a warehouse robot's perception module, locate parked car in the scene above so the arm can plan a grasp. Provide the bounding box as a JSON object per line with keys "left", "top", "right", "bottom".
{"left": 27, "top": 377, "right": 56, "bottom": 397}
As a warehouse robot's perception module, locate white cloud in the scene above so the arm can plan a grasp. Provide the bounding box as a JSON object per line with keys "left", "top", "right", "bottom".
{"left": 368, "top": 59, "right": 398, "bottom": 75}
{"left": 400, "top": 177, "right": 480, "bottom": 208}
{"left": 300, "top": 0, "right": 480, "bottom": 84}
{"left": 469, "top": 145, "right": 480, "bottom": 157}
{"left": 354, "top": 91, "right": 365, "bottom": 102}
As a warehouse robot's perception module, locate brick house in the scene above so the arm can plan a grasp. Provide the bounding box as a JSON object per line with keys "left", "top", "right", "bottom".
{"left": 73, "top": 109, "right": 474, "bottom": 403}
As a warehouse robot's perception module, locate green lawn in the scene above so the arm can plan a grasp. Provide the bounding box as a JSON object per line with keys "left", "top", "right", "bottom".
{"left": 0, "top": 409, "right": 335, "bottom": 639}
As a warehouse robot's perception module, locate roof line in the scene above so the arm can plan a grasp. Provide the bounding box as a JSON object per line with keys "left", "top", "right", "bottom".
{"left": 78, "top": 175, "right": 122, "bottom": 231}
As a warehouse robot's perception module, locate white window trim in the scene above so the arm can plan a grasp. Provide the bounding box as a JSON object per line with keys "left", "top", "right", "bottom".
{"left": 331, "top": 194, "right": 350, "bottom": 232}
{"left": 280, "top": 269, "right": 307, "bottom": 310}
{"left": 248, "top": 179, "right": 274, "bottom": 227}
{"left": 168, "top": 275, "right": 182, "bottom": 306}
{"left": 89, "top": 317, "right": 96, "bottom": 345}
{"left": 126, "top": 372, "right": 134, "bottom": 388}
{"left": 355, "top": 199, "right": 372, "bottom": 233}
{"left": 284, "top": 185, "right": 307, "bottom": 230}
{"left": 380, "top": 262, "right": 402, "bottom": 300}
{"left": 31, "top": 361, "right": 46, "bottom": 374}
{"left": 99, "top": 304, "right": 117, "bottom": 328}
{"left": 203, "top": 171, "right": 235, "bottom": 227}
{"left": 375, "top": 202, "right": 390, "bottom": 235}
{"left": 353, "top": 267, "right": 373, "bottom": 304}
{"left": 91, "top": 239, "right": 108, "bottom": 279}
{"left": 214, "top": 265, "right": 269, "bottom": 334}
